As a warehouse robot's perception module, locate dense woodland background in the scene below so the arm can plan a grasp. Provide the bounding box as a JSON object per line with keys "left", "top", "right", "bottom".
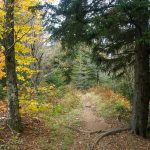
{"left": 0, "top": 0, "right": 149, "bottom": 149}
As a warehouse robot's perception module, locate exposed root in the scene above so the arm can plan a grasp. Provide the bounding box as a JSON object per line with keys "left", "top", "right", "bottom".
{"left": 90, "top": 130, "right": 105, "bottom": 135}
{"left": 64, "top": 125, "right": 106, "bottom": 134}
{"left": 65, "top": 124, "right": 150, "bottom": 150}
{"left": 90, "top": 127, "right": 131, "bottom": 150}
{"left": 64, "top": 125, "right": 91, "bottom": 133}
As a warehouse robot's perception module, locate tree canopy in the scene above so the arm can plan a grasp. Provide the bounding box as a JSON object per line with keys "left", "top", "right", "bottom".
{"left": 44, "top": 0, "right": 150, "bottom": 137}
{"left": 44, "top": 0, "right": 149, "bottom": 75}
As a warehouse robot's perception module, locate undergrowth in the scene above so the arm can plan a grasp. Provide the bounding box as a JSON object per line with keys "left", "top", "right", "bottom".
{"left": 0, "top": 85, "right": 82, "bottom": 150}
{"left": 38, "top": 86, "right": 83, "bottom": 150}
{"left": 88, "top": 86, "right": 131, "bottom": 123}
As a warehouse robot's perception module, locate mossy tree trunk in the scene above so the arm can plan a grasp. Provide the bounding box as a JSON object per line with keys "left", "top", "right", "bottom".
{"left": 4, "top": 0, "right": 22, "bottom": 133}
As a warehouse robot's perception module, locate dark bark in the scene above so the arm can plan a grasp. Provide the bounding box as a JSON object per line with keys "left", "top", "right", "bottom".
{"left": 131, "top": 0, "right": 149, "bottom": 138}
{"left": 31, "top": 43, "right": 43, "bottom": 89}
{"left": 96, "top": 66, "right": 100, "bottom": 86}
{"left": 132, "top": 43, "right": 150, "bottom": 138}
{"left": 4, "top": 0, "right": 22, "bottom": 133}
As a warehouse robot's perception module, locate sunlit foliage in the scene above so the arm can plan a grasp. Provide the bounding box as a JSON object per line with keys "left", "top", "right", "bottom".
{"left": 0, "top": 50, "right": 5, "bottom": 79}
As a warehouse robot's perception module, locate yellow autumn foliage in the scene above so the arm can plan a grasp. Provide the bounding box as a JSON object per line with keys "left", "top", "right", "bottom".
{"left": 0, "top": 0, "right": 42, "bottom": 82}
{"left": 0, "top": 0, "right": 56, "bottom": 116}
{"left": 0, "top": 50, "right": 5, "bottom": 79}
{"left": 19, "top": 83, "right": 56, "bottom": 115}
{"left": 20, "top": 99, "right": 52, "bottom": 115}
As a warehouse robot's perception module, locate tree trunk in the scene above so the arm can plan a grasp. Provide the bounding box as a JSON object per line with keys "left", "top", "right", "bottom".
{"left": 131, "top": 43, "right": 149, "bottom": 138}
{"left": 96, "top": 67, "right": 100, "bottom": 86}
{"left": 4, "top": 0, "right": 22, "bottom": 133}
{"left": 131, "top": 0, "right": 150, "bottom": 138}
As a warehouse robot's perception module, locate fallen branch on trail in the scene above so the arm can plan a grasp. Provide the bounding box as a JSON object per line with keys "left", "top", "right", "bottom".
{"left": 65, "top": 125, "right": 150, "bottom": 150}
{"left": 64, "top": 125, "right": 91, "bottom": 133}
{"left": 90, "top": 130, "right": 105, "bottom": 135}
{"left": 64, "top": 125, "right": 106, "bottom": 134}
{"left": 90, "top": 127, "right": 131, "bottom": 150}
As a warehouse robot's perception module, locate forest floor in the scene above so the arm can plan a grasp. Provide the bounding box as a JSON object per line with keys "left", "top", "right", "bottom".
{"left": 70, "top": 92, "right": 150, "bottom": 150}
{"left": 0, "top": 90, "right": 150, "bottom": 150}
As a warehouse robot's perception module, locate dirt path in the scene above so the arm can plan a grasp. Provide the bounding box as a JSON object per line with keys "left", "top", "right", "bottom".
{"left": 71, "top": 93, "right": 110, "bottom": 150}
{"left": 82, "top": 94, "right": 109, "bottom": 132}
{"left": 71, "top": 93, "right": 150, "bottom": 150}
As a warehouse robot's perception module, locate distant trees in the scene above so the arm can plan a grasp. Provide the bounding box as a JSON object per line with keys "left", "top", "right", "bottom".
{"left": 71, "top": 46, "right": 97, "bottom": 89}
{"left": 44, "top": 0, "right": 150, "bottom": 137}
{"left": 47, "top": 43, "right": 97, "bottom": 89}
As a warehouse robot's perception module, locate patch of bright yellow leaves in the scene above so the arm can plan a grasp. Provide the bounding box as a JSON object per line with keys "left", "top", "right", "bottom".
{"left": 0, "top": 50, "right": 5, "bottom": 79}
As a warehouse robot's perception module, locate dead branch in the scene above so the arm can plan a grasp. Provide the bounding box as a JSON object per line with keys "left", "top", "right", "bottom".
{"left": 90, "top": 130, "right": 104, "bottom": 135}
{"left": 64, "top": 125, "right": 91, "bottom": 133}
{"left": 90, "top": 127, "right": 131, "bottom": 150}
{"left": 64, "top": 125, "right": 107, "bottom": 134}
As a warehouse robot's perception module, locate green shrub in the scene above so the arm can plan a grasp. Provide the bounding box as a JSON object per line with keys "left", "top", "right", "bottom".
{"left": 0, "top": 84, "right": 6, "bottom": 100}
{"left": 112, "top": 81, "right": 133, "bottom": 101}
{"left": 52, "top": 104, "right": 64, "bottom": 116}
{"left": 55, "top": 86, "right": 66, "bottom": 98}
{"left": 114, "top": 99, "right": 127, "bottom": 113}
{"left": 45, "top": 70, "right": 65, "bottom": 87}
{"left": 90, "top": 87, "right": 131, "bottom": 121}
{"left": 98, "top": 73, "right": 133, "bottom": 101}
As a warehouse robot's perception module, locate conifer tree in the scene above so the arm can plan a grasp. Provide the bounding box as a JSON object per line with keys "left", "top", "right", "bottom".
{"left": 44, "top": 0, "right": 150, "bottom": 137}
{"left": 71, "top": 48, "right": 97, "bottom": 89}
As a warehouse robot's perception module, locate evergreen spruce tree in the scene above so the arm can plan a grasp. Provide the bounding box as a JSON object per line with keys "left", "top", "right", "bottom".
{"left": 44, "top": 0, "right": 150, "bottom": 137}
{"left": 71, "top": 49, "right": 96, "bottom": 89}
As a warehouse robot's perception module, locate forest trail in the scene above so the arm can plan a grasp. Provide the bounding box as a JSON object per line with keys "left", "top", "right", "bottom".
{"left": 71, "top": 93, "right": 110, "bottom": 150}
{"left": 70, "top": 92, "right": 150, "bottom": 150}
{"left": 81, "top": 93, "right": 109, "bottom": 132}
